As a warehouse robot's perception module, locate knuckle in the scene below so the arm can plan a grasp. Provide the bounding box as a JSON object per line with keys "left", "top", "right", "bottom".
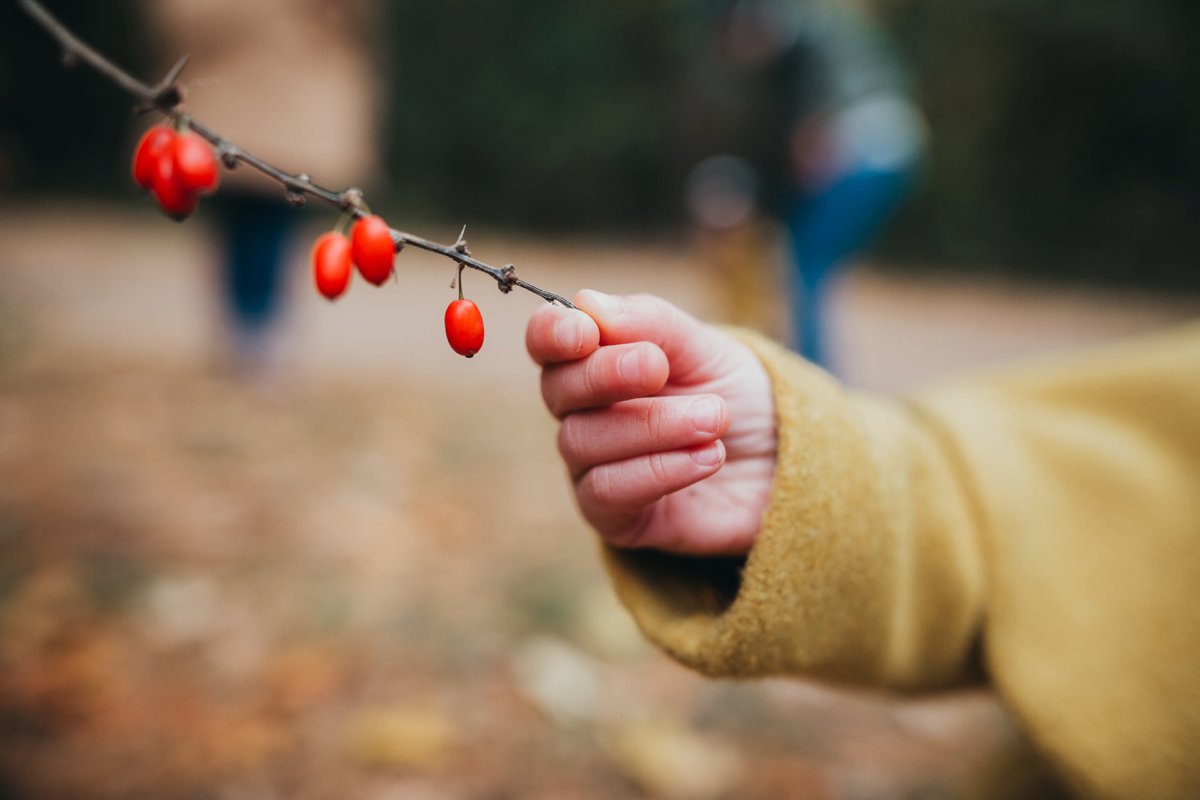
{"left": 644, "top": 452, "right": 672, "bottom": 488}
{"left": 640, "top": 399, "right": 673, "bottom": 444}
{"left": 582, "top": 348, "right": 613, "bottom": 396}
{"left": 663, "top": 301, "right": 688, "bottom": 339}
{"left": 634, "top": 292, "right": 677, "bottom": 322}
{"left": 630, "top": 292, "right": 663, "bottom": 309}
{"left": 556, "top": 417, "right": 583, "bottom": 462}
{"left": 582, "top": 466, "right": 619, "bottom": 509}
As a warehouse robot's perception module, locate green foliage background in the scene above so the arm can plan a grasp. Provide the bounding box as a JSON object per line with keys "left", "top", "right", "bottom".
{"left": 887, "top": 0, "right": 1199, "bottom": 287}
{"left": 2, "top": 0, "right": 1196, "bottom": 289}
{"left": 379, "top": 2, "right": 707, "bottom": 230}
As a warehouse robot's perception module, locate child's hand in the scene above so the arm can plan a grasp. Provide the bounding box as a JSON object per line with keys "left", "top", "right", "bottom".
{"left": 527, "top": 291, "right": 777, "bottom": 556}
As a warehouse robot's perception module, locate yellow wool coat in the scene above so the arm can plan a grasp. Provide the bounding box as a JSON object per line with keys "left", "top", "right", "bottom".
{"left": 604, "top": 323, "right": 1200, "bottom": 799}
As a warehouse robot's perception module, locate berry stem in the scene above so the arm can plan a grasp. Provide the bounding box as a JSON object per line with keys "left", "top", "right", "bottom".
{"left": 17, "top": 0, "right": 575, "bottom": 310}
{"left": 334, "top": 208, "right": 356, "bottom": 237}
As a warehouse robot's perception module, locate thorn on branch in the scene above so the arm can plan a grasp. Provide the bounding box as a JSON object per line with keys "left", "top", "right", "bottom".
{"left": 144, "top": 55, "right": 188, "bottom": 112}
{"left": 60, "top": 49, "right": 78, "bottom": 68}
{"left": 153, "top": 83, "right": 183, "bottom": 112}
{"left": 452, "top": 225, "right": 471, "bottom": 256}
{"left": 498, "top": 265, "right": 517, "bottom": 294}
{"left": 160, "top": 54, "right": 190, "bottom": 89}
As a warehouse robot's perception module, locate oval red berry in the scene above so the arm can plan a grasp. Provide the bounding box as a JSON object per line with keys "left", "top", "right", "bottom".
{"left": 350, "top": 214, "right": 395, "bottom": 286}
{"left": 132, "top": 125, "right": 176, "bottom": 191}
{"left": 445, "top": 298, "right": 485, "bottom": 357}
{"left": 313, "top": 231, "right": 353, "bottom": 301}
{"left": 172, "top": 132, "right": 219, "bottom": 194}
{"left": 150, "top": 153, "right": 198, "bottom": 221}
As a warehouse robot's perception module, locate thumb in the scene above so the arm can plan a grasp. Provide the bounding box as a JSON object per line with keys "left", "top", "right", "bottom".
{"left": 574, "top": 290, "right": 733, "bottom": 384}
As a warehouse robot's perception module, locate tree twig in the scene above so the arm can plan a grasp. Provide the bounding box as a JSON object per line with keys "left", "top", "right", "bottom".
{"left": 17, "top": 0, "right": 575, "bottom": 309}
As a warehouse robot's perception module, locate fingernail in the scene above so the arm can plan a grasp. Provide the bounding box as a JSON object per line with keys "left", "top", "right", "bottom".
{"left": 692, "top": 442, "right": 724, "bottom": 467}
{"left": 688, "top": 396, "right": 723, "bottom": 434}
{"left": 617, "top": 348, "right": 643, "bottom": 384}
{"left": 554, "top": 315, "right": 584, "bottom": 353}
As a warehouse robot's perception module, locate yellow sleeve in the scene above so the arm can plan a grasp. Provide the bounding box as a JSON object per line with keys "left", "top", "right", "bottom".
{"left": 604, "top": 330, "right": 988, "bottom": 691}
{"left": 603, "top": 322, "right": 1200, "bottom": 797}
{"left": 908, "top": 324, "right": 1200, "bottom": 797}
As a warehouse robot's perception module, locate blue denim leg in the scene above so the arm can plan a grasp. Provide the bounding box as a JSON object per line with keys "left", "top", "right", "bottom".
{"left": 786, "top": 165, "right": 914, "bottom": 366}
{"left": 215, "top": 194, "right": 298, "bottom": 335}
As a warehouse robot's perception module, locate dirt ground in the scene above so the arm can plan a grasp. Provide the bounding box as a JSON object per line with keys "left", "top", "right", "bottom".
{"left": 0, "top": 203, "right": 1195, "bottom": 800}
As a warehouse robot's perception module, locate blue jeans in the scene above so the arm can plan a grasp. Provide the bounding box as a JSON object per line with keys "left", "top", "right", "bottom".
{"left": 786, "top": 165, "right": 914, "bottom": 367}
{"left": 214, "top": 193, "right": 297, "bottom": 338}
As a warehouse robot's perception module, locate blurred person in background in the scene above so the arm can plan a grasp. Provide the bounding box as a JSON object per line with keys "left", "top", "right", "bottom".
{"left": 146, "top": 0, "right": 381, "bottom": 374}
{"left": 720, "top": 0, "right": 926, "bottom": 369}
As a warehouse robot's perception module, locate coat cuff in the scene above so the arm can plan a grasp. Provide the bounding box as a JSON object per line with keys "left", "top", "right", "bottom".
{"left": 603, "top": 329, "right": 985, "bottom": 689}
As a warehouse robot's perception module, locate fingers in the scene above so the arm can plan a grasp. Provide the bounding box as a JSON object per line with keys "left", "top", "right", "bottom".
{"left": 526, "top": 303, "right": 600, "bottom": 366}
{"left": 575, "top": 441, "right": 726, "bottom": 540}
{"left": 573, "top": 290, "right": 734, "bottom": 384}
{"left": 541, "top": 342, "right": 669, "bottom": 418}
{"left": 528, "top": 293, "right": 754, "bottom": 552}
{"left": 557, "top": 394, "right": 729, "bottom": 478}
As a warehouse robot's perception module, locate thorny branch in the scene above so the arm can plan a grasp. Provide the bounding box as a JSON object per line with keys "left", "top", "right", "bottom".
{"left": 18, "top": 0, "right": 575, "bottom": 309}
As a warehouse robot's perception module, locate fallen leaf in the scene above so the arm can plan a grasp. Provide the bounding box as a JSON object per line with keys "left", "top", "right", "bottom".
{"left": 603, "top": 718, "right": 742, "bottom": 800}
{"left": 344, "top": 704, "right": 458, "bottom": 769}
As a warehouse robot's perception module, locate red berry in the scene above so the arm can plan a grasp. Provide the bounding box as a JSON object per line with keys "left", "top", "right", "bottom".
{"left": 350, "top": 214, "right": 395, "bottom": 285}
{"left": 150, "top": 153, "right": 198, "bottom": 221}
{"left": 445, "top": 298, "right": 485, "bottom": 357}
{"left": 132, "top": 125, "right": 176, "bottom": 191}
{"left": 313, "top": 231, "right": 353, "bottom": 300}
{"left": 172, "top": 132, "right": 219, "bottom": 194}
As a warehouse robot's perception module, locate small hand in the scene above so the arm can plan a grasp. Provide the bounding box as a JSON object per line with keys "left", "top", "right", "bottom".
{"left": 527, "top": 290, "right": 777, "bottom": 556}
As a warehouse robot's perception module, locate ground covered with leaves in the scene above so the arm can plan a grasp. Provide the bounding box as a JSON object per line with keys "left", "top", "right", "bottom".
{"left": 0, "top": 205, "right": 1194, "bottom": 800}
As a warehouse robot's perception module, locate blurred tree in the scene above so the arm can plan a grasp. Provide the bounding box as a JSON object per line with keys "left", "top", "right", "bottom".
{"left": 0, "top": 1, "right": 154, "bottom": 195}
{"left": 3, "top": 0, "right": 1196, "bottom": 290}
{"left": 881, "top": 0, "right": 1199, "bottom": 288}
{"left": 381, "top": 0, "right": 706, "bottom": 231}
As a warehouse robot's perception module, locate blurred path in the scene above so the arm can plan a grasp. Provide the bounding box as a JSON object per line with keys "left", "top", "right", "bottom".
{"left": 2, "top": 204, "right": 1194, "bottom": 393}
